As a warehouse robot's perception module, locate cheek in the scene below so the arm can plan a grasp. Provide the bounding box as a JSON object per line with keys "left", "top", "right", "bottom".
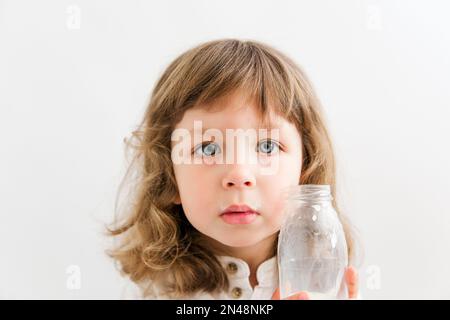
{"left": 260, "top": 186, "right": 296, "bottom": 233}
{"left": 174, "top": 164, "right": 205, "bottom": 190}
{"left": 283, "top": 148, "right": 302, "bottom": 177}
{"left": 259, "top": 156, "right": 302, "bottom": 223}
{"left": 173, "top": 164, "right": 216, "bottom": 215}
{"left": 267, "top": 154, "right": 302, "bottom": 185}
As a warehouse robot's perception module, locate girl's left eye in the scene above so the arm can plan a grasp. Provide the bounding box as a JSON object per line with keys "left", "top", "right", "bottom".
{"left": 257, "top": 139, "right": 281, "bottom": 154}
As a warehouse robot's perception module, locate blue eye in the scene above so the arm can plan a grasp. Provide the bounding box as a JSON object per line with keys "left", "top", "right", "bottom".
{"left": 257, "top": 139, "right": 280, "bottom": 154}
{"left": 194, "top": 142, "right": 221, "bottom": 157}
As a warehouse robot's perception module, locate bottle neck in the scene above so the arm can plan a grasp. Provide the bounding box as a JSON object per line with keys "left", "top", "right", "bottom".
{"left": 285, "top": 184, "right": 333, "bottom": 203}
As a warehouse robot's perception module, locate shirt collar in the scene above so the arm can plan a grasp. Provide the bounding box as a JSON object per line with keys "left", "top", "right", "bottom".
{"left": 216, "top": 255, "right": 278, "bottom": 288}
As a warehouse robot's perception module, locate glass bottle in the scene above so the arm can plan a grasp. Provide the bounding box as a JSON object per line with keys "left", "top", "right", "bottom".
{"left": 277, "top": 184, "right": 348, "bottom": 299}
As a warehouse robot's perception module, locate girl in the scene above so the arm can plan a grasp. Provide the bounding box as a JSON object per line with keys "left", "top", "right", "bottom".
{"left": 107, "top": 39, "right": 361, "bottom": 300}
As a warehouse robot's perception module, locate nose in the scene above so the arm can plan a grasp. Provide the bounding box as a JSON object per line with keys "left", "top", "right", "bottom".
{"left": 222, "top": 165, "right": 256, "bottom": 189}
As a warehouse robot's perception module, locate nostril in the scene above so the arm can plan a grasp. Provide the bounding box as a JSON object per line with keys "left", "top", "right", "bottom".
{"left": 224, "top": 179, "right": 255, "bottom": 188}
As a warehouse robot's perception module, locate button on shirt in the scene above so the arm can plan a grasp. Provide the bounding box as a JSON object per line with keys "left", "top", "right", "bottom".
{"left": 217, "top": 255, "right": 278, "bottom": 300}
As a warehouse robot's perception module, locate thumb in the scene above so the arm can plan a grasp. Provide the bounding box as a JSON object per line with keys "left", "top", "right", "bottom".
{"left": 271, "top": 287, "right": 280, "bottom": 300}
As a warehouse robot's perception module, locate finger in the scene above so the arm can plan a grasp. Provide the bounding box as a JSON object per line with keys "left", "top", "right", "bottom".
{"left": 345, "top": 266, "right": 359, "bottom": 299}
{"left": 297, "top": 292, "right": 310, "bottom": 300}
{"left": 272, "top": 288, "right": 310, "bottom": 300}
{"left": 286, "top": 291, "right": 310, "bottom": 300}
{"left": 271, "top": 288, "right": 280, "bottom": 300}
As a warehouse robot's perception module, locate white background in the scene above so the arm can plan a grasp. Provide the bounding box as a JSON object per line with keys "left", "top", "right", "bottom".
{"left": 1, "top": 0, "right": 449, "bottom": 299}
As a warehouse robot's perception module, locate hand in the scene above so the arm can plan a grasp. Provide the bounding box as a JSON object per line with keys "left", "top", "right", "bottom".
{"left": 271, "top": 266, "right": 359, "bottom": 300}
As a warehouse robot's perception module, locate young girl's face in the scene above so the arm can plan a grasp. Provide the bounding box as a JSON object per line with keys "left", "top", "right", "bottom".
{"left": 171, "top": 90, "right": 302, "bottom": 249}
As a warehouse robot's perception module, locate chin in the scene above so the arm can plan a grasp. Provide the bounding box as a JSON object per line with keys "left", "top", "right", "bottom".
{"left": 218, "top": 235, "right": 264, "bottom": 248}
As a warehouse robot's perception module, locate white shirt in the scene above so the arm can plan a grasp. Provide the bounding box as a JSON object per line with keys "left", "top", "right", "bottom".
{"left": 121, "top": 255, "right": 359, "bottom": 300}
{"left": 121, "top": 255, "right": 277, "bottom": 300}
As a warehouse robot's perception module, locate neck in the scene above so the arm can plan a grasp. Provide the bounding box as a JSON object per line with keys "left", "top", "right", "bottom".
{"left": 205, "top": 233, "right": 278, "bottom": 287}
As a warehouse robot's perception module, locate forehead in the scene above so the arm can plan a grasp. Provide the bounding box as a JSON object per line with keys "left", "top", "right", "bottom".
{"left": 176, "top": 91, "right": 287, "bottom": 130}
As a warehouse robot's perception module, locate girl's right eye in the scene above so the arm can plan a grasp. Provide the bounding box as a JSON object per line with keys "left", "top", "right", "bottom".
{"left": 193, "top": 142, "right": 221, "bottom": 157}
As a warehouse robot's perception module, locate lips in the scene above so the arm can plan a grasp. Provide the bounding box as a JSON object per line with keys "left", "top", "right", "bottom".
{"left": 220, "top": 204, "right": 259, "bottom": 215}
{"left": 220, "top": 204, "right": 260, "bottom": 225}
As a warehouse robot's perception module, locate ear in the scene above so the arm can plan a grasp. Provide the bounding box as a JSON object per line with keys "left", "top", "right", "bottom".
{"left": 173, "top": 194, "right": 181, "bottom": 205}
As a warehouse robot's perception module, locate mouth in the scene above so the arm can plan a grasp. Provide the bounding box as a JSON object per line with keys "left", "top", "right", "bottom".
{"left": 220, "top": 204, "right": 260, "bottom": 225}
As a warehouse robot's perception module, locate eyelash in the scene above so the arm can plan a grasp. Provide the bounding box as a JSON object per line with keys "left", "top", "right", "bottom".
{"left": 192, "top": 139, "right": 283, "bottom": 156}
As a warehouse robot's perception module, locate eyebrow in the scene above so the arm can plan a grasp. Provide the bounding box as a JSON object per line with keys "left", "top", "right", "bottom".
{"left": 187, "top": 125, "right": 282, "bottom": 134}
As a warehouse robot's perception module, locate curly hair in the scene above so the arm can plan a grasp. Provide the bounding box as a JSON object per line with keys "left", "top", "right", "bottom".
{"left": 106, "top": 39, "right": 362, "bottom": 298}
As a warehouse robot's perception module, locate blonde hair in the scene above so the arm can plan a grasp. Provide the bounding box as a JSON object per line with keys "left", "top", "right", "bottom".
{"left": 107, "top": 39, "right": 361, "bottom": 298}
